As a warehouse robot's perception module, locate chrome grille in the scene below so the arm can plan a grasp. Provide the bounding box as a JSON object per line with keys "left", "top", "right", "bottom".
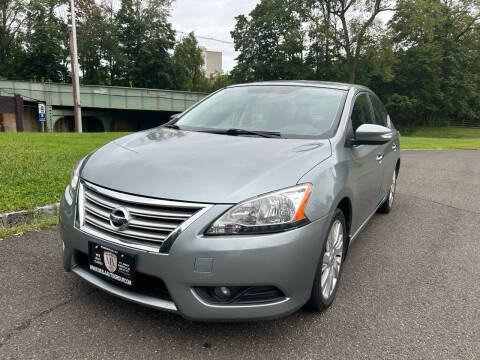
{"left": 78, "top": 181, "right": 210, "bottom": 252}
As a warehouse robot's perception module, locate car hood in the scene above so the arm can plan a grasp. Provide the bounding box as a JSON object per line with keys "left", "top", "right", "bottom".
{"left": 81, "top": 128, "right": 331, "bottom": 204}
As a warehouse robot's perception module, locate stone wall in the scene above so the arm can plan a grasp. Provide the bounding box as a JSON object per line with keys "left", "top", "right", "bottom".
{"left": 22, "top": 106, "right": 41, "bottom": 132}
{"left": 2, "top": 113, "right": 16, "bottom": 132}
{"left": 0, "top": 105, "right": 42, "bottom": 132}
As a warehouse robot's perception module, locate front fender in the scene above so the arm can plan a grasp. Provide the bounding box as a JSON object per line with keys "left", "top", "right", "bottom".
{"left": 299, "top": 155, "right": 354, "bottom": 222}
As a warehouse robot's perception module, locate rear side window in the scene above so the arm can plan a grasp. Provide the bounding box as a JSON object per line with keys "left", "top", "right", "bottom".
{"left": 351, "top": 93, "right": 374, "bottom": 131}
{"left": 370, "top": 95, "right": 389, "bottom": 127}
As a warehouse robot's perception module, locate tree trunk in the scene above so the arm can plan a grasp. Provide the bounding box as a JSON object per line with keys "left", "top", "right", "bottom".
{"left": 348, "top": 60, "right": 356, "bottom": 84}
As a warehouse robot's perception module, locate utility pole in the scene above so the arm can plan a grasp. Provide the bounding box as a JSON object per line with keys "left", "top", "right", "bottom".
{"left": 69, "top": 0, "right": 82, "bottom": 133}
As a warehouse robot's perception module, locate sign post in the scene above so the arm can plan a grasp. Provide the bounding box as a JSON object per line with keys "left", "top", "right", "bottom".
{"left": 38, "top": 103, "right": 46, "bottom": 133}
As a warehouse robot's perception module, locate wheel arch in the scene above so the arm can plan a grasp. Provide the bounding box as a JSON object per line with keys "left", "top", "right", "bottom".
{"left": 334, "top": 196, "right": 353, "bottom": 255}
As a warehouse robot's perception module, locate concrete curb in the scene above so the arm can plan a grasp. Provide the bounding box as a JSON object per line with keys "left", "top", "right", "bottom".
{"left": 0, "top": 203, "right": 60, "bottom": 229}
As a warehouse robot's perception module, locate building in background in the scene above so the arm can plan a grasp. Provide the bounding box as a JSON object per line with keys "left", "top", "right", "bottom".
{"left": 201, "top": 49, "right": 222, "bottom": 77}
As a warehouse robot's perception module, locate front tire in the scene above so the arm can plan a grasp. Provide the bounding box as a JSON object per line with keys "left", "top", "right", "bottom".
{"left": 308, "top": 209, "right": 347, "bottom": 311}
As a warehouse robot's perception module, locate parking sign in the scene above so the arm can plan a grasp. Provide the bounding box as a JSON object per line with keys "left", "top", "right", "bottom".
{"left": 38, "top": 103, "right": 46, "bottom": 122}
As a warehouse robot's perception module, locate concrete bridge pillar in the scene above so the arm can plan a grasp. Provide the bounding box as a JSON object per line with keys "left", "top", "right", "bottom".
{"left": 46, "top": 105, "right": 54, "bottom": 132}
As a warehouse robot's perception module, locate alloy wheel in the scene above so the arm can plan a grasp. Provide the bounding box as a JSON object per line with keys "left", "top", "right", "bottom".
{"left": 388, "top": 170, "right": 397, "bottom": 208}
{"left": 321, "top": 220, "right": 344, "bottom": 300}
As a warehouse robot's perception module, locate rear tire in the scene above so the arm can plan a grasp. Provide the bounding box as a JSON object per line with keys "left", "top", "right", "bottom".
{"left": 378, "top": 169, "right": 397, "bottom": 214}
{"left": 308, "top": 209, "right": 347, "bottom": 311}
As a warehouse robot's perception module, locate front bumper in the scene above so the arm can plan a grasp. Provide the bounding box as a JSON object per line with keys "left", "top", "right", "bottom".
{"left": 59, "top": 187, "right": 331, "bottom": 321}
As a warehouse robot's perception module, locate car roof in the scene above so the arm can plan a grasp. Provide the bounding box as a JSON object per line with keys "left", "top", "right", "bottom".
{"left": 228, "top": 80, "right": 370, "bottom": 92}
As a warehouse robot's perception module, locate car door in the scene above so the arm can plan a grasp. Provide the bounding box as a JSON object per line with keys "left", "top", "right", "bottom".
{"left": 369, "top": 93, "right": 398, "bottom": 198}
{"left": 348, "top": 92, "right": 384, "bottom": 230}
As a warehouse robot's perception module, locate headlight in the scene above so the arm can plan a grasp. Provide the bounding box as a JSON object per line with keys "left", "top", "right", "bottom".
{"left": 69, "top": 156, "right": 86, "bottom": 196}
{"left": 206, "top": 184, "right": 312, "bottom": 235}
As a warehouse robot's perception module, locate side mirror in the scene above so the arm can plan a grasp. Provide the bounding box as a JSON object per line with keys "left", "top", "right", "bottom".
{"left": 352, "top": 124, "right": 393, "bottom": 145}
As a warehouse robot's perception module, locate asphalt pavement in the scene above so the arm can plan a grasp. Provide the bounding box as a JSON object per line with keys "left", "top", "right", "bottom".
{"left": 1, "top": 149, "right": 479, "bottom": 359}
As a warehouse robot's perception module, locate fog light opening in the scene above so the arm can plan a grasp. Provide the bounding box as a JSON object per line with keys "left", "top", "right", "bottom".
{"left": 214, "top": 286, "right": 232, "bottom": 300}
{"left": 194, "top": 286, "right": 286, "bottom": 305}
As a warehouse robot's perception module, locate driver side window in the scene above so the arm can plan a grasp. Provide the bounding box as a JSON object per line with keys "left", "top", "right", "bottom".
{"left": 351, "top": 93, "right": 374, "bottom": 132}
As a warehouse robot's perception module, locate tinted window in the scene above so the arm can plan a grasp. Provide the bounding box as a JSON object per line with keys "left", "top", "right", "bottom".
{"left": 176, "top": 86, "right": 346, "bottom": 137}
{"left": 351, "top": 93, "right": 374, "bottom": 132}
{"left": 370, "top": 95, "right": 388, "bottom": 127}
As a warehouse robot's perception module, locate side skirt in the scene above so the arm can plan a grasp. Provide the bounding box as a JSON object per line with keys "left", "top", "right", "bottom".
{"left": 349, "top": 193, "right": 388, "bottom": 244}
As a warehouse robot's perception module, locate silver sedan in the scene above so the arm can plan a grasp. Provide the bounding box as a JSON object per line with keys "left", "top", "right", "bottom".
{"left": 59, "top": 81, "right": 400, "bottom": 321}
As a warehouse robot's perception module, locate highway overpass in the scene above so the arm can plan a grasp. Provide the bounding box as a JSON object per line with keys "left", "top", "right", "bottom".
{"left": 0, "top": 80, "right": 207, "bottom": 132}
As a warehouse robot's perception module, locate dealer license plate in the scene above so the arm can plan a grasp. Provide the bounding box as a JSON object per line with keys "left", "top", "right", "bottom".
{"left": 88, "top": 242, "right": 135, "bottom": 287}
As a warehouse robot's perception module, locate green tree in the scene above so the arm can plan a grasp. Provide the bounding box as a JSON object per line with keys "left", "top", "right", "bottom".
{"left": 387, "top": 0, "right": 480, "bottom": 125}
{"left": 309, "top": 0, "right": 395, "bottom": 83}
{"left": 231, "top": 0, "right": 394, "bottom": 84}
{"left": 0, "top": 0, "right": 27, "bottom": 77}
{"left": 115, "top": 0, "right": 174, "bottom": 87}
{"left": 172, "top": 32, "right": 205, "bottom": 91}
{"left": 206, "top": 72, "right": 232, "bottom": 92}
{"left": 231, "top": 0, "right": 310, "bottom": 82}
{"left": 133, "top": 24, "right": 176, "bottom": 88}
{"left": 354, "top": 34, "right": 398, "bottom": 100}
{"left": 16, "top": 0, "right": 69, "bottom": 82}
{"left": 99, "top": 1, "right": 122, "bottom": 85}
{"left": 77, "top": 2, "right": 109, "bottom": 84}
{"left": 304, "top": 0, "right": 340, "bottom": 81}
{"left": 193, "top": 71, "right": 232, "bottom": 93}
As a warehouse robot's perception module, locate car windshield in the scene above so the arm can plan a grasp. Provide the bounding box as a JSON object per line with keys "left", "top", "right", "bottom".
{"left": 175, "top": 85, "right": 346, "bottom": 138}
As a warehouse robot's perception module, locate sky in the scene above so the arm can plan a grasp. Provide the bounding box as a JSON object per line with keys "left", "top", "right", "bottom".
{"left": 169, "top": 0, "right": 261, "bottom": 73}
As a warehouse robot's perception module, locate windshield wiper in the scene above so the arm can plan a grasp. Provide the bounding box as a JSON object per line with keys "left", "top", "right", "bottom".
{"left": 166, "top": 126, "right": 282, "bottom": 138}
{"left": 220, "top": 128, "right": 282, "bottom": 138}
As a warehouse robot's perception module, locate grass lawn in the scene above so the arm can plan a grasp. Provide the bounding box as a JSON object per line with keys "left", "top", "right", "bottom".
{"left": 401, "top": 137, "right": 480, "bottom": 149}
{"left": 401, "top": 127, "right": 480, "bottom": 149}
{"left": 0, "top": 132, "right": 128, "bottom": 213}
{"left": 400, "top": 126, "right": 480, "bottom": 138}
{"left": 0, "top": 216, "right": 58, "bottom": 239}
{"left": 0, "top": 127, "right": 479, "bottom": 215}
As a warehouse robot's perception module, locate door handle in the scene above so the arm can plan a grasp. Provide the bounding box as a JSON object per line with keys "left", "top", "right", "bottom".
{"left": 376, "top": 153, "right": 384, "bottom": 162}
{"left": 392, "top": 143, "right": 397, "bottom": 151}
